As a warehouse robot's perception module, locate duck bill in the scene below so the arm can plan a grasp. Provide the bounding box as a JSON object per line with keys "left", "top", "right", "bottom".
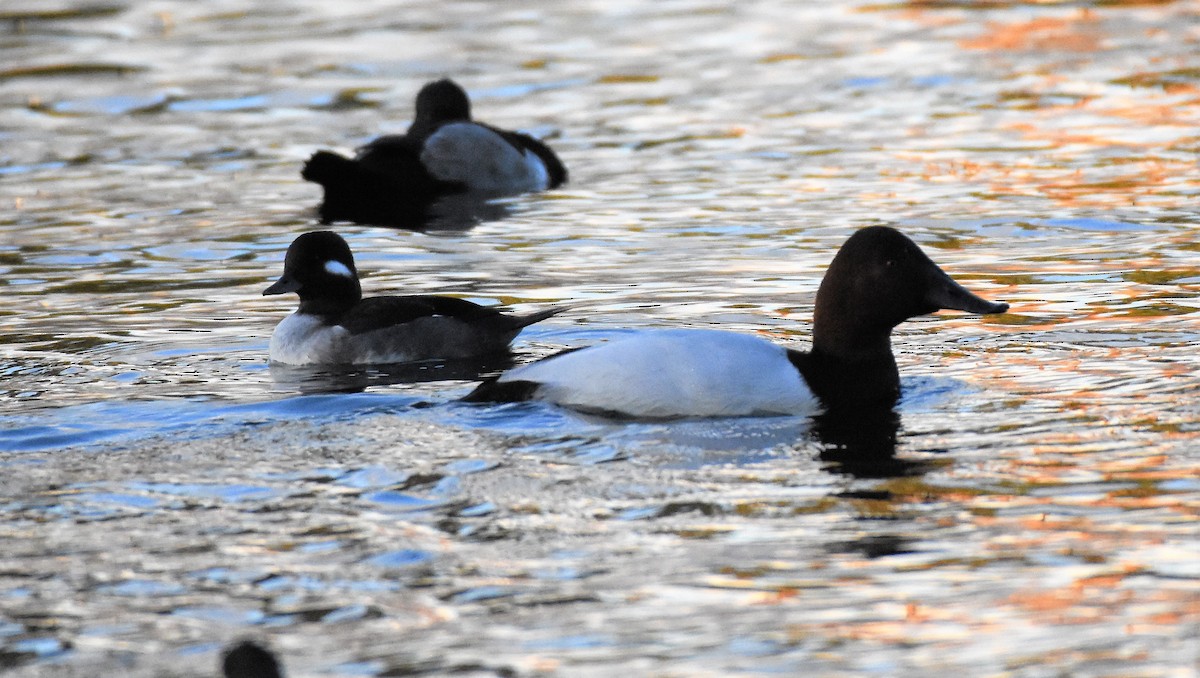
{"left": 925, "top": 270, "right": 1008, "bottom": 315}
{"left": 263, "top": 275, "right": 300, "bottom": 296}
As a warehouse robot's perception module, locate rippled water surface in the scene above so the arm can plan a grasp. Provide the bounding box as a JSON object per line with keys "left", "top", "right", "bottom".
{"left": 1, "top": 1, "right": 1198, "bottom": 676}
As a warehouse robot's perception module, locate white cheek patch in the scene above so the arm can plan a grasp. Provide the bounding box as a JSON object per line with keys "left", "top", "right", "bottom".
{"left": 324, "top": 260, "right": 353, "bottom": 278}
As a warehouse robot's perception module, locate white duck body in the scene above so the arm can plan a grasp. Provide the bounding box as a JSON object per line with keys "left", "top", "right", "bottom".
{"left": 495, "top": 328, "right": 820, "bottom": 418}
{"left": 269, "top": 313, "right": 349, "bottom": 365}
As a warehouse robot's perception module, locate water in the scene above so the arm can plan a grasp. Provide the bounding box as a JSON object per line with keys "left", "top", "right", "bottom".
{"left": 1, "top": 1, "right": 1198, "bottom": 675}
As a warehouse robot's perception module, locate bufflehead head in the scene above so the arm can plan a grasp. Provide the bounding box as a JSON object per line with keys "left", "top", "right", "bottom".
{"left": 263, "top": 231, "right": 362, "bottom": 317}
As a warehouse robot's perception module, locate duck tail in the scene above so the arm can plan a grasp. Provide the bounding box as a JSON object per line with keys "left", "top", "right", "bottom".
{"left": 301, "top": 149, "right": 356, "bottom": 186}
{"left": 461, "top": 377, "right": 541, "bottom": 403}
{"left": 302, "top": 150, "right": 426, "bottom": 226}
{"left": 511, "top": 305, "right": 568, "bottom": 329}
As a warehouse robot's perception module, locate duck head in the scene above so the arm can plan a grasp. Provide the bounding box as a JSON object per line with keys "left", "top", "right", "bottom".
{"left": 812, "top": 226, "right": 1008, "bottom": 359}
{"left": 413, "top": 79, "right": 471, "bottom": 129}
{"left": 263, "top": 231, "right": 362, "bottom": 316}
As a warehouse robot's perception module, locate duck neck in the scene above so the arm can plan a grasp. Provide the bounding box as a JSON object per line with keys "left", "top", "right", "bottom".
{"left": 297, "top": 283, "right": 361, "bottom": 322}
{"left": 812, "top": 324, "right": 894, "bottom": 364}
{"left": 793, "top": 327, "right": 901, "bottom": 411}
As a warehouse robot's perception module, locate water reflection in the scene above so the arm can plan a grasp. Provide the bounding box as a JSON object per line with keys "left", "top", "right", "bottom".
{"left": 268, "top": 355, "right": 514, "bottom": 394}
{"left": 313, "top": 190, "right": 516, "bottom": 232}
{"left": 421, "top": 193, "right": 515, "bottom": 231}
{"left": 812, "top": 409, "right": 927, "bottom": 478}
{"left": 828, "top": 534, "right": 916, "bottom": 559}
{"left": 451, "top": 371, "right": 963, "bottom": 478}
{"left": 454, "top": 393, "right": 918, "bottom": 479}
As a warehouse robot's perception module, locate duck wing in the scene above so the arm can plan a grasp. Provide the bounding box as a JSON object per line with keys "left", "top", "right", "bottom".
{"left": 338, "top": 295, "right": 562, "bottom": 336}
{"left": 302, "top": 136, "right": 457, "bottom": 225}
{"left": 332, "top": 296, "right": 561, "bottom": 364}
{"left": 484, "top": 124, "right": 568, "bottom": 188}
{"left": 355, "top": 135, "right": 460, "bottom": 189}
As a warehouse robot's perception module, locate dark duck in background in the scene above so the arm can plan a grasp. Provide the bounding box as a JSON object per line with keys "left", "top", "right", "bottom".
{"left": 302, "top": 79, "right": 567, "bottom": 228}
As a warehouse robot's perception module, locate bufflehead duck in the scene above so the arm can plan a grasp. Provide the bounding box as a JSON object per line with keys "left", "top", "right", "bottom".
{"left": 264, "top": 231, "right": 562, "bottom": 365}
{"left": 465, "top": 226, "right": 1008, "bottom": 418}
{"left": 302, "top": 79, "right": 567, "bottom": 226}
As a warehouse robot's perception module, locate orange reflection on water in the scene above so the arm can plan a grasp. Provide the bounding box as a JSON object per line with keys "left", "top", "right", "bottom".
{"left": 958, "top": 11, "right": 1103, "bottom": 53}
{"left": 877, "top": 4, "right": 1200, "bottom": 210}
{"left": 893, "top": 154, "right": 1196, "bottom": 209}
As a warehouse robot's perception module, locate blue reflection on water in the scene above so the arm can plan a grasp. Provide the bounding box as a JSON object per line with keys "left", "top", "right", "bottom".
{"left": 0, "top": 393, "right": 422, "bottom": 453}
{"left": 95, "top": 580, "right": 187, "bottom": 597}
{"left": 322, "top": 604, "right": 371, "bottom": 624}
{"left": 1035, "top": 217, "right": 1157, "bottom": 232}
{"left": 523, "top": 634, "right": 613, "bottom": 651}
{"left": 188, "top": 568, "right": 269, "bottom": 585}
{"left": 0, "top": 425, "right": 131, "bottom": 452}
{"left": 168, "top": 95, "right": 271, "bottom": 112}
{"left": 126, "top": 482, "right": 282, "bottom": 502}
{"left": 329, "top": 660, "right": 386, "bottom": 676}
{"left": 448, "top": 586, "right": 514, "bottom": 603}
{"left": 363, "top": 549, "right": 433, "bottom": 568}
{"left": 9, "top": 637, "right": 65, "bottom": 658}
{"left": 49, "top": 93, "right": 171, "bottom": 115}
{"left": 170, "top": 607, "right": 264, "bottom": 625}
{"left": 0, "top": 161, "right": 68, "bottom": 176}
{"left": 337, "top": 465, "right": 409, "bottom": 489}
{"left": 72, "top": 492, "right": 161, "bottom": 510}
{"left": 0, "top": 365, "right": 982, "bottom": 476}
{"left": 360, "top": 490, "right": 439, "bottom": 511}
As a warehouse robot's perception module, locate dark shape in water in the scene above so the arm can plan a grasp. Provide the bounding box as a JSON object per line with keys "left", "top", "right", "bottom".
{"left": 812, "top": 408, "right": 932, "bottom": 478}
{"left": 222, "top": 641, "right": 283, "bottom": 678}
{"left": 829, "top": 534, "right": 916, "bottom": 559}
{"left": 302, "top": 78, "right": 567, "bottom": 229}
{"left": 270, "top": 354, "right": 517, "bottom": 395}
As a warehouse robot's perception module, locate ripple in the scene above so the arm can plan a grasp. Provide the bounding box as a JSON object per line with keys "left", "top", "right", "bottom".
{"left": 1033, "top": 217, "right": 1159, "bottom": 232}
{"left": 0, "top": 393, "right": 423, "bottom": 452}
{"left": 363, "top": 549, "right": 434, "bottom": 568}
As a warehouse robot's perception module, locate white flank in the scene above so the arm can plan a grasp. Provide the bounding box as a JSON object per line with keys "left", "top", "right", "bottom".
{"left": 499, "top": 329, "right": 820, "bottom": 418}
{"left": 422, "top": 122, "right": 549, "bottom": 193}
{"left": 269, "top": 314, "right": 485, "bottom": 366}
{"left": 269, "top": 313, "right": 349, "bottom": 365}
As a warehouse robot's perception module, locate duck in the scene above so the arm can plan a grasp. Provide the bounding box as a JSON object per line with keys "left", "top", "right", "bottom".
{"left": 301, "top": 78, "right": 567, "bottom": 226}
{"left": 464, "top": 226, "right": 1008, "bottom": 418}
{"left": 222, "top": 641, "right": 283, "bottom": 678}
{"left": 263, "top": 231, "right": 562, "bottom": 365}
